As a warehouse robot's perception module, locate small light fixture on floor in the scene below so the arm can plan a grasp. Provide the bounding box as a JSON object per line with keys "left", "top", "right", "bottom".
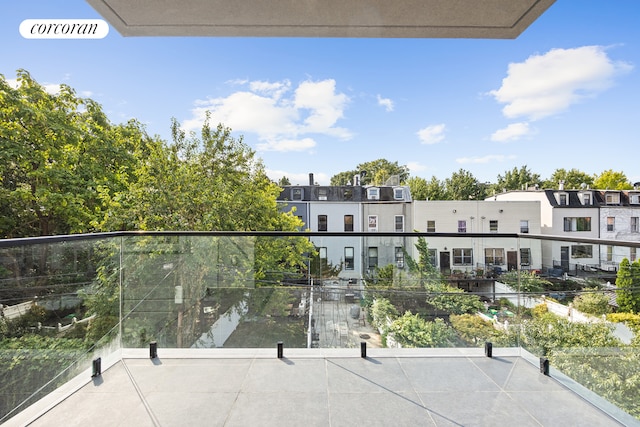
{"left": 360, "top": 341, "right": 367, "bottom": 358}
{"left": 484, "top": 342, "right": 493, "bottom": 358}
{"left": 277, "top": 341, "right": 283, "bottom": 359}
{"left": 150, "top": 341, "right": 158, "bottom": 359}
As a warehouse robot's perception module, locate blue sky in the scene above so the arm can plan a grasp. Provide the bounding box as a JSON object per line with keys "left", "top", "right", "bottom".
{"left": 2, "top": 1, "right": 639, "bottom": 186}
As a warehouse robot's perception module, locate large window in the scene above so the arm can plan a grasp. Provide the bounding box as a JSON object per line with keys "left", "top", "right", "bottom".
{"left": 631, "top": 217, "right": 639, "bottom": 233}
{"left": 344, "top": 215, "right": 353, "bottom": 232}
{"left": 395, "top": 215, "right": 404, "bottom": 232}
{"left": 291, "top": 188, "right": 303, "bottom": 200}
{"left": 427, "top": 220, "right": 436, "bottom": 233}
{"left": 368, "top": 247, "right": 378, "bottom": 268}
{"left": 458, "top": 220, "right": 467, "bottom": 233}
{"left": 571, "top": 245, "right": 593, "bottom": 258}
{"left": 607, "top": 217, "right": 615, "bottom": 232}
{"left": 395, "top": 247, "right": 404, "bottom": 268}
{"left": 453, "top": 248, "right": 473, "bottom": 265}
{"left": 489, "top": 220, "right": 498, "bottom": 233}
{"left": 318, "top": 215, "right": 328, "bottom": 231}
{"left": 520, "top": 248, "right": 531, "bottom": 266}
{"left": 318, "top": 187, "right": 328, "bottom": 200}
{"left": 344, "top": 247, "right": 354, "bottom": 270}
{"left": 484, "top": 248, "right": 504, "bottom": 265}
{"left": 564, "top": 217, "right": 591, "bottom": 232}
{"left": 631, "top": 194, "right": 640, "bottom": 204}
{"left": 520, "top": 220, "right": 529, "bottom": 233}
{"left": 368, "top": 215, "right": 378, "bottom": 232}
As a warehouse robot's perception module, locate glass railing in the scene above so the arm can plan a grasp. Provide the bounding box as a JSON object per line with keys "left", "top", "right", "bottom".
{"left": 0, "top": 231, "right": 639, "bottom": 422}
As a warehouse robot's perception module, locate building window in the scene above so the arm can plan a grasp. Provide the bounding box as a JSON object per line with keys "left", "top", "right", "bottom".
{"left": 607, "top": 245, "right": 613, "bottom": 262}
{"left": 458, "top": 220, "right": 467, "bottom": 233}
{"left": 395, "top": 247, "right": 404, "bottom": 268}
{"left": 631, "top": 247, "right": 637, "bottom": 262}
{"left": 520, "top": 248, "right": 531, "bottom": 266}
{"left": 427, "top": 220, "right": 436, "bottom": 233}
{"left": 607, "top": 217, "right": 615, "bottom": 232}
{"left": 559, "top": 194, "right": 567, "bottom": 205}
{"left": 428, "top": 249, "right": 437, "bottom": 267}
{"left": 344, "top": 215, "right": 354, "bottom": 232}
{"left": 343, "top": 188, "right": 353, "bottom": 200}
{"left": 291, "top": 188, "right": 303, "bottom": 200}
{"left": 368, "top": 215, "right": 378, "bottom": 232}
{"left": 344, "top": 247, "right": 354, "bottom": 270}
{"left": 395, "top": 215, "right": 404, "bottom": 232}
{"left": 631, "top": 217, "right": 639, "bottom": 233}
{"left": 367, "top": 187, "right": 379, "bottom": 200}
{"left": 453, "top": 248, "right": 473, "bottom": 265}
{"left": 319, "top": 247, "right": 327, "bottom": 260}
{"left": 484, "top": 248, "right": 504, "bottom": 265}
{"left": 520, "top": 220, "right": 529, "bottom": 233}
{"left": 318, "top": 187, "right": 328, "bottom": 200}
{"left": 582, "top": 193, "right": 591, "bottom": 205}
{"left": 394, "top": 188, "right": 404, "bottom": 200}
{"left": 605, "top": 192, "right": 620, "bottom": 204}
{"left": 630, "top": 194, "right": 640, "bottom": 204}
{"left": 571, "top": 245, "right": 593, "bottom": 258}
{"left": 564, "top": 217, "right": 591, "bottom": 232}
{"left": 318, "top": 215, "right": 327, "bottom": 231}
{"left": 368, "top": 247, "right": 378, "bottom": 269}
{"left": 489, "top": 220, "right": 498, "bottom": 233}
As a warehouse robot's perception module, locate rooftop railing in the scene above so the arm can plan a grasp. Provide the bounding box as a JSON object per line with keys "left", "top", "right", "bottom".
{"left": 1, "top": 231, "right": 639, "bottom": 422}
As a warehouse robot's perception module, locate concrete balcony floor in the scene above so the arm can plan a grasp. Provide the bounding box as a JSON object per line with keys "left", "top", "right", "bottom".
{"left": 6, "top": 348, "right": 637, "bottom": 427}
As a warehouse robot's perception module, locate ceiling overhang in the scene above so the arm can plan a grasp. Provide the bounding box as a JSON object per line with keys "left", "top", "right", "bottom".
{"left": 86, "top": 0, "right": 555, "bottom": 38}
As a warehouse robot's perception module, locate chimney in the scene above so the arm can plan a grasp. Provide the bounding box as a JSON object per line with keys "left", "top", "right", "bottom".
{"left": 309, "top": 173, "right": 314, "bottom": 186}
{"left": 559, "top": 180, "right": 564, "bottom": 190}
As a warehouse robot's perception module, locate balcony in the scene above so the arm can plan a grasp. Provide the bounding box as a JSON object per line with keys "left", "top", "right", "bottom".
{"left": 0, "top": 232, "right": 638, "bottom": 426}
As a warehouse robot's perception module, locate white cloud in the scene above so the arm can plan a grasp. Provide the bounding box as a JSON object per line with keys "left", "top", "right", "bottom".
{"left": 376, "top": 94, "right": 394, "bottom": 112}
{"left": 490, "top": 122, "right": 533, "bottom": 142}
{"left": 406, "top": 161, "right": 427, "bottom": 172}
{"left": 456, "top": 154, "right": 516, "bottom": 164}
{"left": 6, "top": 78, "right": 61, "bottom": 94}
{"left": 256, "top": 137, "right": 316, "bottom": 152}
{"left": 267, "top": 169, "right": 330, "bottom": 186}
{"left": 490, "top": 46, "right": 633, "bottom": 121}
{"left": 183, "top": 78, "right": 351, "bottom": 152}
{"left": 417, "top": 124, "right": 446, "bottom": 144}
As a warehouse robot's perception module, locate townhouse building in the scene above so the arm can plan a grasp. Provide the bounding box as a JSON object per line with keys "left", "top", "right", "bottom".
{"left": 411, "top": 200, "right": 542, "bottom": 275}
{"left": 493, "top": 186, "right": 640, "bottom": 272}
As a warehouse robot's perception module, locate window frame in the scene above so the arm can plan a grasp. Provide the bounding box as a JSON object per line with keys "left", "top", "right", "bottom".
{"left": 395, "top": 247, "right": 405, "bottom": 268}
{"left": 489, "top": 220, "right": 498, "bottom": 233}
{"left": 453, "top": 248, "right": 473, "bottom": 265}
{"left": 520, "top": 248, "right": 531, "bottom": 266}
{"left": 563, "top": 217, "right": 591, "bottom": 232}
{"left": 368, "top": 215, "right": 378, "bottom": 232}
{"left": 395, "top": 215, "right": 404, "bottom": 232}
{"left": 631, "top": 217, "right": 639, "bottom": 233}
{"left": 426, "top": 220, "right": 436, "bottom": 233}
{"left": 520, "top": 220, "right": 529, "bottom": 234}
{"left": 368, "top": 246, "right": 378, "bottom": 269}
{"left": 607, "top": 216, "right": 615, "bottom": 232}
{"left": 318, "top": 214, "right": 328, "bottom": 232}
{"left": 484, "top": 248, "right": 504, "bottom": 265}
{"left": 571, "top": 245, "right": 593, "bottom": 259}
{"left": 344, "top": 247, "right": 354, "bottom": 270}
{"left": 457, "top": 220, "right": 467, "bottom": 233}
{"left": 344, "top": 214, "right": 354, "bottom": 232}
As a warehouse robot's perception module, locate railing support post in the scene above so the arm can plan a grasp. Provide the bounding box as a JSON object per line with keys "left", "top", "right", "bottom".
{"left": 277, "top": 341, "right": 283, "bottom": 359}
{"left": 360, "top": 341, "right": 367, "bottom": 358}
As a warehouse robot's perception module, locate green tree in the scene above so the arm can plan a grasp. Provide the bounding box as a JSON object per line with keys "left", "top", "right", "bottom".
{"left": 449, "top": 314, "right": 508, "bottom": 346}
{"left": 277, "top": 176, "right": 291, "bottom": 186}
{"left": 572, "top": 288, "right": 612, "bottom": 316}
{"left": 593, "top": 169, "right": 633, "bottom": 190}
{"left": 387, "top": 312, "right": 454, "bottom": 348}
{"left": 499, "top": 270, "right": 550, "bottom": 293}
{"left": 369, "top": 297, "right": 399, "bottom": 331}
{"left": 617, "top": 259, "right": 640, "bottom": 313}
{"left": 542, "top": 168, "right": 594, "bottom": 190}
{"left": 405, "top": 176, "right": 428, "bottom": 201}
{"left": 494, "top": 165, "right": 541, "bottom": 192}
{"left": 425, "top": 282, "right": 485, "bottom": 315}
{"left": 444, "top": 169, "right": 486, "bottom": 200}
{"left": 330, "top": 159, "right": 408, "bottom": 186}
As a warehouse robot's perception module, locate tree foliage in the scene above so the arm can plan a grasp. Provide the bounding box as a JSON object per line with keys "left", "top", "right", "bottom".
{"left": 330, "top": 159, "right": 408, "bottom": 186}
{"left": 494, "top": 165, "right": 541, "bottom": 193}
{"left": 593, "top": 169, "right": 632, "bottom": 190}
{"left": 572, "top": 288, "right": 612, "bottom": 316}
{"left": 616, "top": 259, "right": 640, "bottom": 314}
{"left": 444, "top": 169, "right": 487, "bottom": 200}
{"left": 542, "top": 168, "right": 594, "bottom": 190}
{"left": 387, "top": 312, "right": 455, "bottom": 348}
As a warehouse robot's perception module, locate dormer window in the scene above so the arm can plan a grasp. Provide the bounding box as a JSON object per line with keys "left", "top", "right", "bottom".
{"left": 630, "top": 193, "right": 640, "bottom": 205}
{"left": 394, "top": 187, "right": 404, "bottom": 200}
{"left": 318, "top": 187, "right": 328, "bottom": 200}
{"left": 291, "top": 188, "right": 303, "bottom": 200}
{"left": 367, "top": 187, "right": 379, "bottom": 200}
{"left": 581, "top": 193, "right": 591, "bottom": 205}
{"left": 605, "top": 192, "right": 620, "bottom": 205}
{"left": 558, "top": 193, "right": 568, "bottom": 205}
